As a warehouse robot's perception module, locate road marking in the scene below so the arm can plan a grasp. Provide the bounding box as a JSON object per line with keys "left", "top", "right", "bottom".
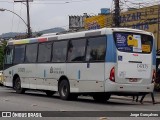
{"left": 3, "top": 99, "right": 9, "bottom": 101}
{"left": 31, "top": 104, "right": 38, "bottom": 107}
{"left": 99, "top": 117, "right": 108, "bottom": 120}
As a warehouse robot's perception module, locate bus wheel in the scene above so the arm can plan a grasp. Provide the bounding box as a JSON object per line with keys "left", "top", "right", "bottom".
{"left": 59, "top": 80, "right": 70, "bottom": 100}
{"left": 14, "top": 77, "right": 25, "bottom": 94}
{"left": 45, "top": 91, "right": 56, "bottom": 97}
{"left": 93, "top": 93, "right": 110, "bottom": 103}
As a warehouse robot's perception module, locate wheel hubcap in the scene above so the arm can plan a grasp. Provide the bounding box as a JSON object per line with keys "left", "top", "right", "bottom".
{"left": 61, "top": 85, "right": 67, "bottom": 97}
{"left": 16, "top": 80, "right": 21, "bottom": 90}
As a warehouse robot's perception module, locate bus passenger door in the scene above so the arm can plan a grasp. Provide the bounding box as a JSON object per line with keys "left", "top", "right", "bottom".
{"left": 85, "top": 36, "right": 106, "bottom": 92}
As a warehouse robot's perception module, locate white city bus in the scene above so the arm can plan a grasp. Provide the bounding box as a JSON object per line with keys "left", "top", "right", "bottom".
{"left": 3, "top": 28, "right": 156, "bottom": 101}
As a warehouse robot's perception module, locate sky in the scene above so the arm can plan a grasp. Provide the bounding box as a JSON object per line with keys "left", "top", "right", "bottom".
{"left": 0, "top": 0, "right": 113, "bottom": 35}
{"left": 0, "top": 0, "right": 159, "bottom": 35}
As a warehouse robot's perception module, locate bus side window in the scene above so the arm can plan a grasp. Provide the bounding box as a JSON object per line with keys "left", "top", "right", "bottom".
{"left": 5, "top": 46, "right": 13, "bottom": 64}
{"left": 86, "top": 36, "right": 106, "bottom": 62}
{"left": 67, "top": 39, "right": 86, "bottom": 62}
{"left": 52, "top": 41, "right": 68, "bottom": 62}
{"left": 13, "top": 45, "right": 25, "bottom": 64}
{"left": 38, "top": 42, "right": 52, "bottom": 63}
{"left": 25, "top": 43, "right": 38, "bottom": 63}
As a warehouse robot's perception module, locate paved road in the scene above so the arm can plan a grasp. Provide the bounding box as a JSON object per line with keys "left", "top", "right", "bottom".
{"left": 0, "top": 86, "right": 160, "bottom": 120}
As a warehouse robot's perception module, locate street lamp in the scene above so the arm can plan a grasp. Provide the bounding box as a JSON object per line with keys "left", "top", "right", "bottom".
{"left": 0, "top": 8, "right": 31, "bottom": 38}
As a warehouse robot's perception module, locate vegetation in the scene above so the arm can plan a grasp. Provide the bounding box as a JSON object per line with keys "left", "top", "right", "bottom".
{"left": 0, "top": 41, "right": 7, "bottom": 70}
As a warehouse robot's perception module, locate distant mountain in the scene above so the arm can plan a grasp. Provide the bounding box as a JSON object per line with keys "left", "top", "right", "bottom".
{"left": 0, "top": 32, "right": 25, "bottom": 38}
{"left": 38, "top": 27, "right": 66, "bottom": 34}
{"left": 0, "top": 27, "right": 66, "bottom": 39}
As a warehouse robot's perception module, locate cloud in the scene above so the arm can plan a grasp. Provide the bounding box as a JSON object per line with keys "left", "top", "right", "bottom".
{"left": 0, "top": 0, "right": 111, "bottom": 35}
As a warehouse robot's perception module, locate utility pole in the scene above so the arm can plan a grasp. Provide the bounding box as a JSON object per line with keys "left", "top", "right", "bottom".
{"left": 26, "top": 0, "right": 31, "bottom": 38}
{"left": 14, "top": 0, "right": 32, "bottom": 38}
{"left": 113, "top": 0, "right": 120, "bottom": 27}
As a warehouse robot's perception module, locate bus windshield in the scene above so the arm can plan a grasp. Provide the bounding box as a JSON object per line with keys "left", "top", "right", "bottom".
{"left": 114, "top": 32, "right": 153, "bottom": 54}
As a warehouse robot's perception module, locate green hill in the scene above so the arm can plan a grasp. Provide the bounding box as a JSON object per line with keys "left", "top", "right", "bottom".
{"left": 0, "top": 27, "right": 66, "bottom": 39}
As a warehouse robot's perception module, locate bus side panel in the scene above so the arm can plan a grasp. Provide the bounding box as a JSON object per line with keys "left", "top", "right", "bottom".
{"left": 5, "top": 64, "right": 32, "bottom": 89}
{"left": 36, "top": 63, "right": 66, "bottom": 91}
{"left": 20, "top": 64, "right": 36, "bottom": 89}
{"left": 67, "top": 63, "right": 105, "bottom": 93}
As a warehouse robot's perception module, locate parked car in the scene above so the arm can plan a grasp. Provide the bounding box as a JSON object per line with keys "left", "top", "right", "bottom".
{"left": 0, "top": 71, "right": 3, "bottom": 86}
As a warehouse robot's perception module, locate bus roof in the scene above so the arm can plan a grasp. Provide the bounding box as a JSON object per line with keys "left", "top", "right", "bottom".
{"left": 7, "top": 28, "right": 153, "bottom": 45}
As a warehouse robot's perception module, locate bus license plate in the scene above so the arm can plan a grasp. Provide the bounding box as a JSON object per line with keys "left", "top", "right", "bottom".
{"left": 129, "top": 78, "right": 138, "bottom": 82}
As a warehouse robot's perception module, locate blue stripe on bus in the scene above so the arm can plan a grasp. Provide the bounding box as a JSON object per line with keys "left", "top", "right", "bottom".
{"left": 152, "top": 39, "right": 156, "bottom": 65}
{"left": 78, "top": 70, "right": 81, "bottom": 80}
{"left": 106, "top": 34, "right": 117, "bottom": 63}
{"left": 44, "top": 70, "right": 46, "bottom": 78}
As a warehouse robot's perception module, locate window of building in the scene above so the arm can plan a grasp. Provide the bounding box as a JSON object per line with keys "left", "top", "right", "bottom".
{"left": 52, "top": 41, "right": 68, "bottom": 62}
{"left": 13, "top": 45, "right": 25, "bottom": 64}
{"left": 5, "top": 46, "right": 14, "bottom": 64}
{"left": 86, "top": 36, "right": 106, "bottom": 62}
{"left": 38, "top": 42, "right": 52, "bottom": 63}
{"left": 67, "top": 39, "right": 86, "bottom": 62}
{"left": 25, "top": 43, "right": 38, "bottom": 63}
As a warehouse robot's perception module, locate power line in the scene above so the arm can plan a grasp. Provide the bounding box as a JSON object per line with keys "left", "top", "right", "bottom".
{"left": 0, "top": 0, "right": 98, "bottom": 4}
{"left": 34, "top": 0, "right": 72, "bottom": 1}
{"left": 0, "top": 0, "right": 13, "bottom": 3}
{"left": 17, "top": 3, "right": 23, "bottom": 32}
{"left": 14, "top": 0, "right": 32, "bottom": 38}
{"left": 11, "top": 3, "right": 15, "bottom": 34}
{"left": 31, "top": 0, "right": 95, "bottom": 4}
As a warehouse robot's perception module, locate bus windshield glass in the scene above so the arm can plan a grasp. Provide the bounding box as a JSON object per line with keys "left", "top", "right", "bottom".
{"left": 114, "top": 32, "right": 153, "bottom": 53}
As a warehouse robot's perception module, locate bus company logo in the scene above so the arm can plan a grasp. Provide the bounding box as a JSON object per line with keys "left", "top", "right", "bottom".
{"left": 137, "top": 64, "right": 148, "bottom": 69}
{"left": 50, "top": 67, "right": 53, "bottom": 73}
{"left": 2, "top": 112, "right": 11, "bottom": 117}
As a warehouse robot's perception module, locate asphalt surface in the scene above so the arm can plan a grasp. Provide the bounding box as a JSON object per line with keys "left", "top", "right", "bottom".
{"left": 0, "top": 86, "right": 160, "bottom": 120}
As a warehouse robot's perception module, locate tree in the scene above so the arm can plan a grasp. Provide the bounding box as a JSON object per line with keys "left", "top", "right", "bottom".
{"left": 0, "top": 41, "right": 7, "bottom": 70}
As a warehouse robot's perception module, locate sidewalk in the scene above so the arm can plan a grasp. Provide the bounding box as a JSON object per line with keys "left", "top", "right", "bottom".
{"left": 111, "top": 92, "right": 160, "bottom": 104}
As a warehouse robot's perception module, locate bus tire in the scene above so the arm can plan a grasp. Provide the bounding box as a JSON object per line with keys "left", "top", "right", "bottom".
{"left": 93, "top": 93, "right": 110, "bottom": 103}
{"left": 45, "top": 91, "right": 56, "bottom": 97}
{"left": 14, "top": 77, "right": 25, "bottom": 94}
{"left": 59, "top": 80, "right": 70, "bottom": 100}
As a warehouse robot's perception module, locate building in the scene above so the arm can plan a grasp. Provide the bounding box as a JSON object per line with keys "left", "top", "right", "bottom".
{"left": 69, "top": 13, "right": 91, "bottom": 31}
{"left": 84, "top": 5, "right": 160, "bottom": 50}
